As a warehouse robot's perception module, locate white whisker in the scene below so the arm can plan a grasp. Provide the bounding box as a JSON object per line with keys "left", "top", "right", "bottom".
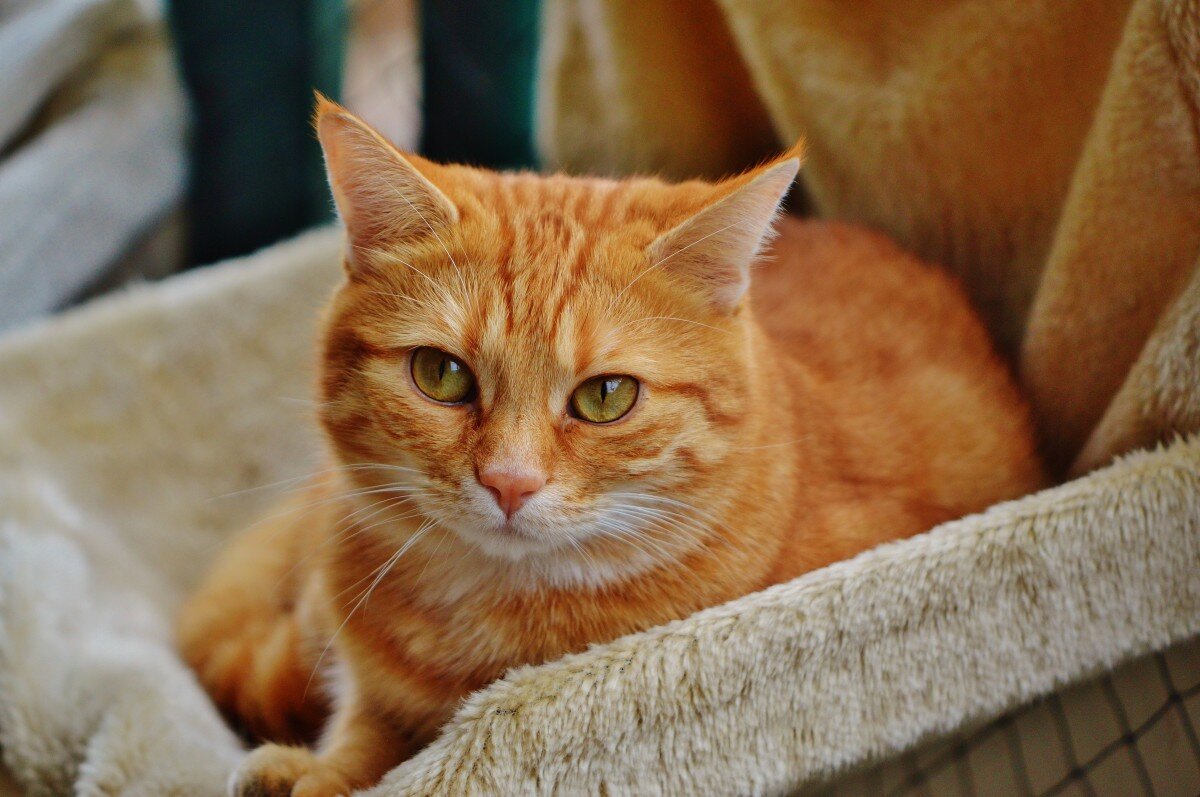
{"left": 614, "top": 315, "right": 731, "bottom": 335}
{"left": 306, "top": 519, "right": 436, "bottom": 697}
{"left": 381, "top": 176, "right": 468, "bottom": 296}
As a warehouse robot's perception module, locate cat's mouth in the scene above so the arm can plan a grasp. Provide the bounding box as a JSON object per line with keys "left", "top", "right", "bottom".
{"left": 447, "top": 516, "right": 566, "bottom": 561}
{"left": 417, "top": 485, "right": 570, "bottom": 560}
{"left": 473, "top": 515, "right": 536, "bottom": 542}
{"left": 494, "top": 519, "right": 531, "bottom": 537}
{"left": 409, "top": 481, "right": 696, "bottom": 568}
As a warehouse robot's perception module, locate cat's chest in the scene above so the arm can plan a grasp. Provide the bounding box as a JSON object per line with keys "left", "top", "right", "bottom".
{"left": 339, "top": 575, "right": 683, "bottom": 684}
{"left": 396, "top": 592, "right": 602, "bottom": 658}
{"left": 322, "top": 532, "right": 752, "bottom": 705}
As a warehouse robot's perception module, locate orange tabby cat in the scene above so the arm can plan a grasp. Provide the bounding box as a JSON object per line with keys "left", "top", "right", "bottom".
{"left": 178, "top": 97, "right": 1043, "bottom": 796}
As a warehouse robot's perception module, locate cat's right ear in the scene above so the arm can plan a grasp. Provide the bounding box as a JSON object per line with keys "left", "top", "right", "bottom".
{"left": 647, "top": 155, "right": 799, "bottom": 313}
{"left": 314, "top": 94, "right": 459, "bottom": 274}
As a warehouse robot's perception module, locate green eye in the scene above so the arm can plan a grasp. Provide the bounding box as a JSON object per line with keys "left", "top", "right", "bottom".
{"left": 411, "top": 347, "right": 476, "bottom": 404}
{"left": 570, "top": 375, "right": 638, "bottom": 423}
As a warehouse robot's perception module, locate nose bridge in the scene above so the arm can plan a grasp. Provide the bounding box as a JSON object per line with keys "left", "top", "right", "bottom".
{"left": 476, "top": 392, "right": 551, "bottom": 475}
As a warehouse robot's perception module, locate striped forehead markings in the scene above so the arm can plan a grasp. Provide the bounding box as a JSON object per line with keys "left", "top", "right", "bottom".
{"left": 470, "top": 177, "right": 653, "bottom": 375}
{"left": 546, "top": 224, "right": 595, "bottom": 342}
{"left": 495, "top": 217, "right": 516, "bottom": 334}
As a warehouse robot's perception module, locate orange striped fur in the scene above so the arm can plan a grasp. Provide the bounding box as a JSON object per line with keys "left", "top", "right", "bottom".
{"left": 177, "top": 99, "right": 1043, "bottom": 796}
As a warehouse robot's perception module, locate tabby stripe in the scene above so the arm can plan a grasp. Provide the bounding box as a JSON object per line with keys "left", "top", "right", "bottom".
{"left": 655, "top": 380, "right": 739, "bottom": 427}
{"left": 595, "top": 184, "right": 621, "bottom": 226}
{"left": 347, "top": 623, "right": 491, "bottom": 701}
{"left": 548, "top": 234, "right": 592, "bottom": 340}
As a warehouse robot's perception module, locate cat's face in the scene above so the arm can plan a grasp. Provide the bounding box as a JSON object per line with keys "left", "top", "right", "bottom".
{"left": 315, "top": 99, "right": 797, "bottom": 575}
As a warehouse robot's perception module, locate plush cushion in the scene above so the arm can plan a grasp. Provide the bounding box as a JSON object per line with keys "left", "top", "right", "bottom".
{"left": 0, "top": 228, "right": 1196, "bottom": 795}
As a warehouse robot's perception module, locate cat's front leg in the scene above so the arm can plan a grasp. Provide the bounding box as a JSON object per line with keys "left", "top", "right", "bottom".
{"left": 230, "top": 695, "right": 408, "bottom": 797}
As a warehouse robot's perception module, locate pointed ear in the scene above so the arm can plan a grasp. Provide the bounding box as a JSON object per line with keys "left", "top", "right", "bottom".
{"left": 647, "top": 157, "right": 799, "bottom": 312}
{"left": 314, "top": 94, "right": 458, "bottom": 271}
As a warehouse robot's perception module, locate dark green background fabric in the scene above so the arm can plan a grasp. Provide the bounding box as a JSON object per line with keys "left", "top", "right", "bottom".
{"left": 169, "top": 0, "right": 539, "bottom": 266}
{"left": 168, "top": 0, "right": 347, "bottom": 266}
{"left": 420, "top": 0, "right": 540, "bottom": 170}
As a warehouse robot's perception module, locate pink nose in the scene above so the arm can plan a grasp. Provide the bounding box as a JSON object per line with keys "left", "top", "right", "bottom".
{"left": 479, "top": 468, "right": 546, "bottom": 518}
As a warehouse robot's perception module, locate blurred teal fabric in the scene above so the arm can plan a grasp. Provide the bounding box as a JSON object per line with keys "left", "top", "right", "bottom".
{"left": 420, "top": 0, "right": 540, "bottom": 170}
{"left": 168, "top": 0, "right": 541, "bottom": 266}
{"left": 168, "top": 0, "right": 346, "bottom": 265}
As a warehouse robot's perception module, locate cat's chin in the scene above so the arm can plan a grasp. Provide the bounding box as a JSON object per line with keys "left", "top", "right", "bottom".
{"left": 439, "top": 519, "right": 670, "bottom": 590}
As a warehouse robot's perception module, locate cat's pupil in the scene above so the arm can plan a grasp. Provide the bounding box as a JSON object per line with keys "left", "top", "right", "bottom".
{"left": 438, "top": 359, "right": 447, "bottom": 381}
{"left": 601, "top": 379, "right": 613, "bottom": 403}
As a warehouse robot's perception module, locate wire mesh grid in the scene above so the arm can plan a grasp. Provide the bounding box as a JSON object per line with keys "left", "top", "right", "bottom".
{"left": 806, "top": 635, "right": 1200, "bottom": 797}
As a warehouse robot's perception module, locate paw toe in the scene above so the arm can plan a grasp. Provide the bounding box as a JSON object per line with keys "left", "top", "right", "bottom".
{"left": 230, "top": 744, "right": 318, "bottom": 797}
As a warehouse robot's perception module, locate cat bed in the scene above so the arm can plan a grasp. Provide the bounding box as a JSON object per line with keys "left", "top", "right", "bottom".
{"left": 530, "top": 0, "right": 1200, "bottom": 785}
{"left": 0, "top": 227, "right": 1197, "bottom": 796}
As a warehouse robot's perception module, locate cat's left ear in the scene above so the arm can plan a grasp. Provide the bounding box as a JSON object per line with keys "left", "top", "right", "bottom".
{"left": 314, "top": 94, "right": 459, "bottom": 273}
{"left": 648, "top": 156, "right": 800, "bottom": 312}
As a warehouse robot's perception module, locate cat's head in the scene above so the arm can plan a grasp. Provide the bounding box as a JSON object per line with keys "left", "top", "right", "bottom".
{"left": 314, "top": 97, "right": 798, "bottom": 579}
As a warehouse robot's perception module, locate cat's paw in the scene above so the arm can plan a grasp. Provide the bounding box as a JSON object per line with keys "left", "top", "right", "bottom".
{"left": 229, "top": 744, "right": 353, "bottom": 797}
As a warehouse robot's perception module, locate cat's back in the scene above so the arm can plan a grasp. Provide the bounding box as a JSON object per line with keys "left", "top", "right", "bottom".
{"left": 755, "top": 218, "right": 997, "bottom": 370}
{"left": 754, "top": 218, "right": 1042, "bottom": 556}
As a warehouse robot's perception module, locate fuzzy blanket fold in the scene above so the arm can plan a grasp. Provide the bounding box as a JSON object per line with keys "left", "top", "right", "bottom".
{"left": 0, "top": 229, "right": 341, "bottom": 796}
{"left": 0, "top": 228, "right": 1197, "bottom": 795}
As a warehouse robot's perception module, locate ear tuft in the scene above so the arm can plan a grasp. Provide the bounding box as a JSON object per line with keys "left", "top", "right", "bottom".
{"left": 314, "top": 95, "right": 458, "bottom": 273}
{"left": 647, "top": 157, "right": 799, "bottom": 311}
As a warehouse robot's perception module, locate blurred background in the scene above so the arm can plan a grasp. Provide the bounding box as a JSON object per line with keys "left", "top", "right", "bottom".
{"left": 0, "top": 0, "right": 543, "bottom": 332}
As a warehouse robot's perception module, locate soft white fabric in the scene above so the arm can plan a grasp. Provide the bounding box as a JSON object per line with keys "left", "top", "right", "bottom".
{"left": 0, "top": 229, "right": 342, "bottom": 796}
{"left": 0, "top": 0, "right": 186, "bottom": 331}
{"left": 0, "top": 229, "right": 1196, "bottom": 795}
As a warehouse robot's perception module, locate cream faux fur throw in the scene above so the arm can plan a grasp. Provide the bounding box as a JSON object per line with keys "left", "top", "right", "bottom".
{"left": 0, "top": 226, "right": 1198, "bottom": 795}
{"left": 538, "top": 0, "right": 1200, "bottom": 477}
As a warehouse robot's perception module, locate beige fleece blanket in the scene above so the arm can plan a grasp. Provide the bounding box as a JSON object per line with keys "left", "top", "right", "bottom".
{"left": 0, "top": 225, "right": 1197, "bottom": 795}
{"left": 538, "top": 0, "right": 1200, "bottom": 477}
{"left": 2, "top": 2, "right": 1199, "bottom": 789}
